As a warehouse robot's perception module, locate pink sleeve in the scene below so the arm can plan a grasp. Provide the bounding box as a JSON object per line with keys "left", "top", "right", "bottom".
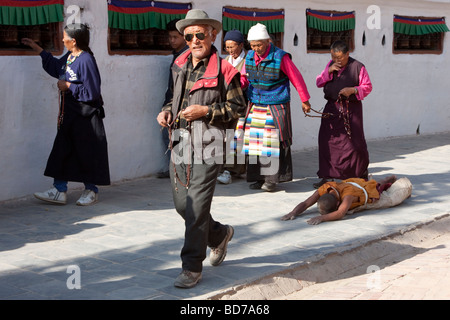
{"left": 280, "top": 55, "right": 310, "bottom": 102}
{"left": 240, "top": 64, "right": 249, "bottom": 89}
{"left": 355, "top": 66, "right": 372, "bottom": 100}
{"left": 316, "top": 60, "right": 334, "bottom": 88}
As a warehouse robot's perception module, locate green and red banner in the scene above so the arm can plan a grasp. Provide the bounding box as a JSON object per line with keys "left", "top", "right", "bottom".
{"left": 306, "top": 9, "right": 355, "bottom": 32}
{"left": 108, "top": 0, "right": 191, "bottom": 30}
{"left": 394, "top": 15, "right": 449, "bottom": 35}
{"left": 222, "top": 7, "right": 284, "bottom": 34}
{"left": 0, "top": 0, "right": 64, "bottom": 25}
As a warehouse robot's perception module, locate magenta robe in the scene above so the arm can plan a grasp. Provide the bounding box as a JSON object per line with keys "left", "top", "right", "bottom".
{"left": 316, "top": 58, "right": 373, "bottom": 180}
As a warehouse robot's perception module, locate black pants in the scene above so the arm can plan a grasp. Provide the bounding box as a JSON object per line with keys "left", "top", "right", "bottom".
{"left": 169, "top": 154, "right": 228, "bottom": 273}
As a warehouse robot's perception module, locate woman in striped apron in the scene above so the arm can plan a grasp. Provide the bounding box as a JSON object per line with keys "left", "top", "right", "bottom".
{"left": 241, "top": 23, "right": 312, "bottom": 192}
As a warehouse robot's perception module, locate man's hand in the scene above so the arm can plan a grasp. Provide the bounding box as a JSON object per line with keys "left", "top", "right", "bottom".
{"left": 281, "top": 211, "right": 299, "bottom": 221}
{"left": 307, "top": 216, "right": 323, "bottom": 225}
{"left": 182, "top": 104, "right": 209, "bottom": 122}
{"left": 157, "top": 110, "right": 172, "bottom": 127}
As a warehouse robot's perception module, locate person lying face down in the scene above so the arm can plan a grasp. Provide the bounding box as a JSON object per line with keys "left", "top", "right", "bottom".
{"left": 281, "top": 175, "right": 400, "bottom": 225}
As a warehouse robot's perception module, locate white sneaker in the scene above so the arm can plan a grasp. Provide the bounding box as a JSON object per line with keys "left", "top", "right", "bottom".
{"left": 217, "top": 170, "right": 232, "bottom": 184}
{"left": 34, "top": 187, "right": 67, "bottom": 205}
{"left": 76, "top": 190, "right": 98, "bottom": 206}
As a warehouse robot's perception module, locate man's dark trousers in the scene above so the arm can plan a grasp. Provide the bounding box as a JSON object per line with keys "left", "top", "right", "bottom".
{"left": 169, "top": 147, "right": 228, "bottom": 273}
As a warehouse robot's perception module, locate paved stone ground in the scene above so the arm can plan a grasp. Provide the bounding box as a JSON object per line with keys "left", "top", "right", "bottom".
{"left": 0, "top": 132, "right": 449, "bottom": 300}
{"left": 284, "top": 215, "right": 450, "bottom": 300}
{"left": 216, "top": 214, "right": 450, "bottom": 300}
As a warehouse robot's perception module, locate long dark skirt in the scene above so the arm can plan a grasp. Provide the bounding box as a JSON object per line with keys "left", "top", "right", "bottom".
{"left": 44, "top": 94, "right": 110, "bottom": 185}
{"left": 246, "top": 144, "right": 293, "bottom": 184}
{"left": 317, "top": 99, "right": 369, "bottom": 180}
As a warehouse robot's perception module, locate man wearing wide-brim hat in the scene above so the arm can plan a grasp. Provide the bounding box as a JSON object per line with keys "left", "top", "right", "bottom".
{"left": 156, "top": 9, "right": 246, "bottom": 289}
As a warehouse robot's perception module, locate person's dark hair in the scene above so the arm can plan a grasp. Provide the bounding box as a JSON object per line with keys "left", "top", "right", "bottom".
{"left": 330, "top": 40, "right": 349, "bottom": 54}
{"left": 317, "top": 193, "right": 339, "bottom": 214}
{"left": 166, "top": 19, "right": 181, "bottom": 32}
{"left": 64, "top": 23, "right": 94, "bottom": 56}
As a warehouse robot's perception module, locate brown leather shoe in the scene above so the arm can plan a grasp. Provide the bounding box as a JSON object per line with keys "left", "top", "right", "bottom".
{"left": 210, "top": 225, "right": 234, "bottom": 266}
{"left": 174, "top": 270, "right": 202, "bottom": 288}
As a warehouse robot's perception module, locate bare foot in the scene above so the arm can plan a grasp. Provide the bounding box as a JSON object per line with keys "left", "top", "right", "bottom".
{"left": 380, "top": 175, "right": 397, "bottom": 185}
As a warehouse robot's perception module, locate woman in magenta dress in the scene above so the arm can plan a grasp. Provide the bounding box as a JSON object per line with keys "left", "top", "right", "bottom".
{"left": 315, "top": 40, "right": 373, "bottom": 189}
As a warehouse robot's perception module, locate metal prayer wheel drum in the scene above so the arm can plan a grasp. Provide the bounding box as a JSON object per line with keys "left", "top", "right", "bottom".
{"left": 311, "top": 34, "right": 321, "bottom": 47}
{"left": 321, "top": 35, "right": 332, "bottom": 47}
{"left": 153, "top": 30, "right": 169, "bottom": 49}
{"left": 420, "top": 35, "right": 431, "bottom": 49}
{"left": 1, "top": 25, "right": 19, "bottom": 46}
{"left": 331, "top": 34, "right": 341, "bottom": 44}
{"left": 39, "top": 24, "right": 54, "bottom": 50}
{"left": 20, "top": 25, "right": 41, "bottom": 44}
{"left": 410, "top": 36, "right": 421, "bottom": 49}
{"left": 397, "top": 35, "right": 409, "bottom": 49}
{"left": 109, "top": 28, "right": 120, "bottom": 49}
{"left": 121, "top": 30, "right": 139, "bottom": 48}
{"left": 138, "top": 29, "right": 154, "bottom": 48}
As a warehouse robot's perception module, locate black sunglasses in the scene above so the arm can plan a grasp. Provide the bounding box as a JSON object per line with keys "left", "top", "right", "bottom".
{"left": 184, "top": 32, "right": 206, "bottom": 42}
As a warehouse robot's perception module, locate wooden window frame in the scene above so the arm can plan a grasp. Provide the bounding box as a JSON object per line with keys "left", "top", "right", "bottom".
{"left": 0, "top": 22, "right": 63, "bottom": 56}
{"left": 393, "top": 16, "right": 445, "bottom": 55}
{"left": 108, "top": 0, "right": 190, "bottom": 56}
{"left": 221, "top": 6, "right": 284, "bottom": 55}
{"left": 108, "top": 27, "right": 172, "bottom": 56}
{"left": 306, "top": 10, "right": 355, "bottom": 54}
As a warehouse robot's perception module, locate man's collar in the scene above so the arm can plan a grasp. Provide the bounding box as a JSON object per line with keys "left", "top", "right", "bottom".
{"left": 188, "top": 53, "right": 211, "bottom": 68}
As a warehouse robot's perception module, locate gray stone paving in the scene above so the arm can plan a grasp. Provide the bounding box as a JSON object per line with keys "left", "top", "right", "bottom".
{"left": 0, "top": 132, "right": 449, "bottom": 300}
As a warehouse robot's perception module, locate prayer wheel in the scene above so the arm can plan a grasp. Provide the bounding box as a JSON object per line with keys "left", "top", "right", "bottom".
{"left": 25, "top": 25, "right": 41, "bottom": 43}
{"left": 2, "top": 26, "right": 19, "bottom": 46}
{"left": 321, "top": 35, "right": 332, "bottom": 47}
{"left": 410, "top": 36, "right": 420, "bottom": 49}
{"left": 311, "top": 34, "right": 321, "bottom": 47}
{"left": 421, "top": 35, "right": 431, "bottom": 49}
{"left": 109, "top": 28, "right": 120, "bottom": 49}
{"left": 397, "top": 36, "right": 409, "bottom": 49}
{"left": 121, "top": 30, "right": 138, "bottom": 48}
{"left": 138, "top": 29, "right": 154, "bottom": 48}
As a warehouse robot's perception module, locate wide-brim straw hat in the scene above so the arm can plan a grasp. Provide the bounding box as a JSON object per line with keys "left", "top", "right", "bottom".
{"left": 176, "top": 9, "right": 222, "bottom": 34}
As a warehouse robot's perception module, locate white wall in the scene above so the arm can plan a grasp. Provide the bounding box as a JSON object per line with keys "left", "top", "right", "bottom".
{"left": 1, "top": 0, "right": 449, "bottom": 201}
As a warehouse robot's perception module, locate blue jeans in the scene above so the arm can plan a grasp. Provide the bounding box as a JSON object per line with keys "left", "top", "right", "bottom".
{"left": 53, "top": 180, "right": 98, "bottom": 193}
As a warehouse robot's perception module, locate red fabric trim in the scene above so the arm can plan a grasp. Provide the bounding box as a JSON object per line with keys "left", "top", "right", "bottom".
{"left": 108, "top": 5, "right": 188, "bottom": 15}
{"left": 0, "top": 0, "right": 63, "bottom": 7}
{"left": 307, "top": 11, "right": 355, "bottom": 21}
{"left": 223, "top": 12, "right": 284, "bottom": 21}
{"left": 394, "top": 18, "right": 445, "bottom": 25}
